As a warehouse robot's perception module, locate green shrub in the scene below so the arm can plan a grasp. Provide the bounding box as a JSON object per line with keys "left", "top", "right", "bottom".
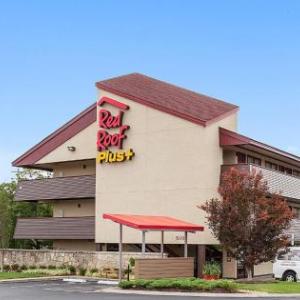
{"left": 3, "top": 265, "right": 10, "bottom": 272}
{"left": 119, "top": 280, "right": 135, "bottom": 289}
{"left": 203, "top": 262, "right": 221, "bottom": 276}
{"left": 29, "top": 265, "right": 37, "bottom": 270}
{"left": 129, "top": 257, "right": 135, "bottom": 267}
{"left": 48, "top": 265, "right": 56, "bottom": 270}
{"left": 60, "top": 264, "right": 67, "bottom": 270}
{"left": 39, "top": 265, "right": 47, "bottom": 269}
{"left": 79, "top": 267, "right": 87, "bottom": 276}
{"left": 68, "top": 266, "right": 76, "bottom": 275}
{"left": 11, "top": 264, "right": 20, "bottom": 272}
{"left": 119, "top": 278, "right": 237, "bottom": 292}
{"left": 90, "top": 268, "right": 98, "bottom": 274}
{"left": 20, "top": 265, "right": 28, "bottom": 271}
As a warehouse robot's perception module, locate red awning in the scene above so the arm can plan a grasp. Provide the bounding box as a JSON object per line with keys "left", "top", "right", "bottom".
{"left": 103, "top": 214, "right": 204, "bottom": 231}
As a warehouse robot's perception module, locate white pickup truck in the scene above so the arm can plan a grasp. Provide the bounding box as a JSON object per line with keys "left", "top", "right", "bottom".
{"left": 273, "top": 247, "right": 300, "bottom": 281}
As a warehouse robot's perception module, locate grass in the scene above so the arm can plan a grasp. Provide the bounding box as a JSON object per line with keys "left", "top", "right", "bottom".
{"left": 0, "top": 267, "right": 71, "bottom": 280}
{"left": 119, "top": 278, "right": 237, "bottom": 292}
{"left": 22, "top": 268, "right": 70, "bottom": 276}
{"left": 237, "top": 281, "right": 300, "bottom": 294}
{"left": 120, "top": 278, "right": 300, "bottom": 294}
{"left": 0, "top": 272, "right": 46, "bottom": 280}
{"left": 0, "top": 267, "right": 106, "bottom": 280}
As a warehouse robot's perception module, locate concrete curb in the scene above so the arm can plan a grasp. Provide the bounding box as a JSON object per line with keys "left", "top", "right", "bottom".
{"left": 0, "top": 276, "right": 118, "bottom": 284}
{"left": 0, "top": 276, "right": 64, "bottom": 284}
{"left": 101, "top": 287, "right": 300, "bottom": 298}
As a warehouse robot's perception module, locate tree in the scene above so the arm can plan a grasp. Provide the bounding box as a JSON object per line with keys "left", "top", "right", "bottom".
{"left": 201, "top": 168, "right": 293, "bottom": 279}
{"left": 0, "top": 168, "right": 52, "bottom": 249}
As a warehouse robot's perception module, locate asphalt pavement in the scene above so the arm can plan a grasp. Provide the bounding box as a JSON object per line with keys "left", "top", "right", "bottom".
{"left": 0, "top": 280, "right": 299, "bottom": 300}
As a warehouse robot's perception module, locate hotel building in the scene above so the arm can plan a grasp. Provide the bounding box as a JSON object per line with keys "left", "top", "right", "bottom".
{"left": 12, "top": 73, "right": 300, "bottom": 278}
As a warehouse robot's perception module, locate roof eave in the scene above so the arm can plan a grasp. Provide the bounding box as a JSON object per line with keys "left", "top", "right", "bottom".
{"left": 219, "top": 127, "right": 300, "bottom": 164}
{"left": 12, "top": 103, "right": 96, "bottom": 168}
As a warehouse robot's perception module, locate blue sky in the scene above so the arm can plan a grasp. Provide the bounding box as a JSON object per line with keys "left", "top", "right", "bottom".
{"left": 0, "top": 0, "right": 300, "bottom": 182}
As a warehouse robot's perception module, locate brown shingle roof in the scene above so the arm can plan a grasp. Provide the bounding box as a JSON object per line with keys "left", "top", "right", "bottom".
{"left": 14, "top": 217, "right": 95, "bottom": 240}
{"left": 96, "top": 73, "right": 238, "bottom": 126}
{"left": 15, "top": 175, "right": 96, "bottom": 201}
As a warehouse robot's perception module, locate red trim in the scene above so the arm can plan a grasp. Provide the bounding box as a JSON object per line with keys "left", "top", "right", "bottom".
{"left": 219, "top": 127, "right": 300, "bottom": 163}
{"left": 103, "top": 213, "right": 204, "bottom": 231}
{"left": 97, "top": 96, "right": 129, "bottom": 110}
{"left": 12, "top": 103, "right": 97, "bottom": 167}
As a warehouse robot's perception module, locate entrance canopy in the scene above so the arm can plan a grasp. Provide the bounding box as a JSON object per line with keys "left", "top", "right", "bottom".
{"left": 103, "top": 213, "right": 204, "bottom": 281}
{"left": 103, "top": 213, "right": 204, "bottom": 232}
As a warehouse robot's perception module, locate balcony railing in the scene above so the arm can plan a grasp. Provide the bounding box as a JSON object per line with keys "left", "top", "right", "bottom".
{"left": 15, "top": 175, "right": 96, "bottom": 201}
{"left": 221, "top": 164, "right": 300, "bottom": 200}
{"left": 14, "top": 216, "right": 95, "bottom": 240}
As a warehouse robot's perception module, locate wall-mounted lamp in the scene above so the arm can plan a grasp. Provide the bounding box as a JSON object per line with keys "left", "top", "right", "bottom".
{"left": 67, "top": 146, "right": 76, "bottom": 152}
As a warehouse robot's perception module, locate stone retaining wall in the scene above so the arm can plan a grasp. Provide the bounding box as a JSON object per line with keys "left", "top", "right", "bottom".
{"left": 0, "top": 249, "right": 163, "bottom": 271}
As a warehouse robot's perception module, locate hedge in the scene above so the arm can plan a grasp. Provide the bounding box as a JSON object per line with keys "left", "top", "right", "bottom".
{"left": 119, "top": 278, "right": 237, "bottom": 292}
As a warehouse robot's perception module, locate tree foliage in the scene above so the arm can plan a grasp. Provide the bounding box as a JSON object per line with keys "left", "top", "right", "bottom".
{"left": 201, "top": 168, "right": 293, "bottom": 279}
{"left": 0, "top": 169, "right": 53, "bottom": 249}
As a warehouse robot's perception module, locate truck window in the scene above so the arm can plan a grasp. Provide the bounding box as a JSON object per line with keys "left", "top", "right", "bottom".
{"left": 277, "top": 248, "right": 300, "bottom": 261}
{"left": 277, "top": 249, "right": 290, "bottom": 260}
{"left": 291, "top": 250, "right": 300, "bottom": 261}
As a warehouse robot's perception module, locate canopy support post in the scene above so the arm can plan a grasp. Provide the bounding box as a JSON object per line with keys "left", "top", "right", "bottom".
{"left": 184, "top": 231, "right": 188, "bottom": 257}
{"left": 161, "top": 231, "right": 164, "bottom": 258}
{"left": 119, "top": 224, "right": 123, "bottom": 281}
{"left": 142, "top": 230, "right": 146, "bottom": 255}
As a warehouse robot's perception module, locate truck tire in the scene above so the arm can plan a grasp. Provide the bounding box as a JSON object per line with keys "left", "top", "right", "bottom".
{"left": 283, "top": 271, "right": 297, "bottom": 282}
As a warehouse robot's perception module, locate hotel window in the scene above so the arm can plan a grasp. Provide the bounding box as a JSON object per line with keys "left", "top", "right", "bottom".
{"left": 265, "top": 161, "right": 278, "bottom": 171}
{"left": 289, "top": 206, "right": 300, "bottom": 220}
{"left": 286, "top": 168, "right": 293, "bottom": 175}
{"left": 236, "top": 152, "right": 246, "bottom": 164}
{"left": 294, "top": 208, "right": 300, "bottom": 219}
{"left": 293, "top": 170, "right": 300, "bottom": 178}
{"left": 247, "top": 155, "right": 261, "bottom": 166}
{"left": 279, "top": 165, "right": 294, "bottom": 175}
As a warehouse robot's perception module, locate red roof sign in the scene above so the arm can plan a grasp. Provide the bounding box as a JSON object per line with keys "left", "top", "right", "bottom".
{"left": 103, "top": 213, "right": 204, "bottom": 231}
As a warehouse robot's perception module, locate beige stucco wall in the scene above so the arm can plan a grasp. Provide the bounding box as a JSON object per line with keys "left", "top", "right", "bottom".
{"left": 52, "top": 160, "right": 96, "bottom": 177}
{"left": 53, "top": 199, "right": 95, "bottom": 217}
{"left": 253, "top": 262, "right": 273, "bottom": 276}
{"left": 53, "top": 240, "right": 96, "bottom": 251}
{"left": 222, "top": 250, "right": 237, "bottom": 278}
{"left": 37, "top": 122, "right": 98, "bottom": 164}
{"left": 96, "top": 90, "right": 238, "bottom": 245}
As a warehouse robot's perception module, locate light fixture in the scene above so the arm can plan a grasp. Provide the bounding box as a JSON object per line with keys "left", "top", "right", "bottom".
{"left": 67, "top": 146, "right": 76, "bottom": 152}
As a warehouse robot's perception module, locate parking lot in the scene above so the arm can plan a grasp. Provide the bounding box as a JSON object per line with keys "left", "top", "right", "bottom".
{"left": 1, "top": 280, "right": 300, "bottom": 300}
{"left": 0, "top": 280, "right": 190, "bottom": 300}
